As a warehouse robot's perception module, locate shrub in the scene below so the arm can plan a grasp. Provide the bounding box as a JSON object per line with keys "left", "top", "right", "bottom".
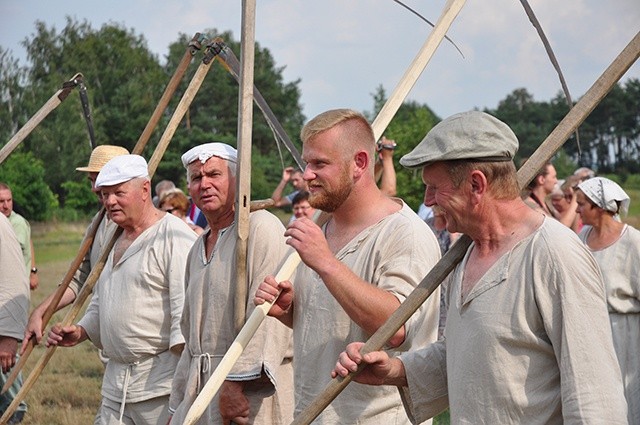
{"left": 0, "top": 151, "right": 58, "bottom": 221}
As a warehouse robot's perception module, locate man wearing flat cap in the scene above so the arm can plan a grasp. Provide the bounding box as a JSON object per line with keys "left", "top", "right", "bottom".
{"left": 168, "top": 143, "right": 293, "bottom": 424}
{"left": 332, "top": 111, "right": 628, "bottom": 423}
{"left": 47, "top": 154, "right": 197, "bottom": 425}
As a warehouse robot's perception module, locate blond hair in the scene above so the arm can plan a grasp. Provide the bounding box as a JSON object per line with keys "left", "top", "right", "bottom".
{"left": 301, "top": 109, "right": 376, "bottom": 163}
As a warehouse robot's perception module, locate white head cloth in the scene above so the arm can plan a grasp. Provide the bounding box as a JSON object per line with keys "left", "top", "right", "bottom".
{"left": 95, "top": 154, "right": 149, "bottom": 188}
{"left": 181, "top": 143, "right": 237, "bottom": 168}
{"left": 578, "top": 177, "right": 630, "bottom": 216}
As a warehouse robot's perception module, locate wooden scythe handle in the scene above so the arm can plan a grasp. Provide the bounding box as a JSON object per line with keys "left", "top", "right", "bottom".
{"left": 0, "top": 73, "right": 82, "bottom": 164}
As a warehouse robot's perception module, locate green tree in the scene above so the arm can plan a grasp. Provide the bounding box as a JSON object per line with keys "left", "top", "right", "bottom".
{"left": 0, "top": 47, "right": 27, "bottom": 143}
{"left": 0, "top": 152, "right": 58, "bottom": 221}
{"left": 488, "top": 88, "right": 558, "bottom": 161}
{"left": 16, "top": 18, "right": 166, "bottom": 204}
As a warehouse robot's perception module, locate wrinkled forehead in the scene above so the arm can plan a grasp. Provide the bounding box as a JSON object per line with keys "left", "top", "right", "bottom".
{"left": 188, "top": 155, "right": 229, "bottom": 172}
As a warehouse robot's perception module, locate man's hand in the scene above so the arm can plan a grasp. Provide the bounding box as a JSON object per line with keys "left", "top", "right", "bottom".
{"left": 331, "top": 342, "right": 407, "bottom": 387}
{"left": 284, "top": 217, "right": 333, "bottom": 272}
{"left": 46, "top": 323, "right": 86, "bottom": 348}
{"left": 219, "top": 380, "right": 249, "bottom": 425}
{"left": 254, "top": 276, "right": 294, "bottom": 319}
{"left": 29, "top": 273, "right": 39, "bottom": 291}
{"left": 0, "top": 337, "right": 18, "bottom": 373}
{"left": 281, "top": 166, "right": 294, "bottom": 183}
{"left": 21, "top": 309, "right": 45, "bottom": 354}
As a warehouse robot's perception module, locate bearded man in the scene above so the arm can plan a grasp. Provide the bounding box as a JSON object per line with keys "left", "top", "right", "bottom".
{"left": 255, "top": 109, "right": 441, "bottom": 424}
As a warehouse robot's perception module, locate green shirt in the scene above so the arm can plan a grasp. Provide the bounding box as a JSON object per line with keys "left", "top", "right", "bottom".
{"left": 8, "top": 211, "right": 31, "bottom": 273}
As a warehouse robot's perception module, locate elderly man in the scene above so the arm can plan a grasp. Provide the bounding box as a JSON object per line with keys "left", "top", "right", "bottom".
{"left": 0, "top": 214, "right": 30, "bottom": 424}
{"left": 23, "top": 145, "right": 129, "bottom": 351}
{"left": 255, "top": 109, "right": 441, "bottom": 424}
{"left": 168, "top": 143, "right": 293, "bottom": 424}
{"left": 47, "top": 154, "right": 197, "bottom": 425}
{"left": 0, "top": 183, "right": 38, "bottom": 291}
{"left": 332, "top": 111, "right": 628, "bottom": 423}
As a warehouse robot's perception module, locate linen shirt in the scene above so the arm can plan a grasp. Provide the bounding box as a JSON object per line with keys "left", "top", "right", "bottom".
{"left": 169, "top": 210, "right": 294, "bottom": 424}
{"left": 400, "top": 218, "right": 628, "bottom": 424}
{"left": 78, "top": 213, "right": 197, "bottom": 404}
{"left": 293, "top": 201, "right": 441, "bottom": 424}
{"left": 579, "top": 224, "right": 640, "bottom": 424}
{"left": 0, "top": 214, "right": 29, "bottom": 340}
{"left": 69, "top": 211, "right": 118, "bottom": 295}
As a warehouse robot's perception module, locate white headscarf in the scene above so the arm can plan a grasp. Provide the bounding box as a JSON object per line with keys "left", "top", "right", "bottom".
{"left": 578, "top": 177, "right": 630, "bottom": 217}
{"left": 181, "top": 143, "right": 237, "bottom": 168}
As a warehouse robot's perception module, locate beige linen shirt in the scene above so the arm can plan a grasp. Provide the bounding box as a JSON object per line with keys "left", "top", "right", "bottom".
{"left": 169, "top": 210, "right": 294, "bottom": 424}
{"left": 0, "top": 214, "right": 29, "bottom": 340}
{"left": 400, "top": 218, "right": 628, "bottom": 424}
{"left": 78, "top": 213, "right": 197, "bottom": 404}
{"left": 293, "top": 201, "right": 441, "bottom": 424}
{"left": 580, "top": 224, "right": 640, "bottom": 424}
{"left": 69, "top": 211, "right": 118, "bottom": 295}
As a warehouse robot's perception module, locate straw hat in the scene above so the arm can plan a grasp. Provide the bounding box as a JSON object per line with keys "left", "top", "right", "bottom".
{"left": 76, "top": 145, "right": 130, "bottom": 172}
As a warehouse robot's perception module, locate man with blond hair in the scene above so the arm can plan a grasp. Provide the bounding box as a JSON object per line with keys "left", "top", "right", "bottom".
{"left": 255, "top": 109, "right": 441, "bottom": 424}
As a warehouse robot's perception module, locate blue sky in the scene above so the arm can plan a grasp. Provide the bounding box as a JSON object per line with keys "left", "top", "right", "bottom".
{"left": 1, "top": 0, "right": 638, "bottom": 122}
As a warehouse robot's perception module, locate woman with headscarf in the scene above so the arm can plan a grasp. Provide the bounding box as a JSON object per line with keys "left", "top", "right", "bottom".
{"left": 575, "top": 176, "right": 639, "bottom": 424}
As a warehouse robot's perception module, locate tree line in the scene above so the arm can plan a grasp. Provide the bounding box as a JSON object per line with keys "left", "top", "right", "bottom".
{"left": 0, "top": 18, "right": 638, "bottom": 221}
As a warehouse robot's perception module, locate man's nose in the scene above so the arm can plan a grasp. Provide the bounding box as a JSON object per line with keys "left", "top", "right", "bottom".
{"left": 424, "top": 186, "right": 436, "bottom": 207}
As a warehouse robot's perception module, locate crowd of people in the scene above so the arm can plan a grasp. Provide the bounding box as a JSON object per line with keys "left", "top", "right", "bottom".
{"left": 0, "top": 108, "right": 637, "bottom": 425}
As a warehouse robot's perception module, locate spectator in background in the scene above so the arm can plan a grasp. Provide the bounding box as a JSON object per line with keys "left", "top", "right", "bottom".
{"left": 271, "top": 166, "right": 307, "bottom": 208}
{"left": 574, "top": 166, "right": 595, "bottom": 182}
{"left": 522, "top": 161, "right": 557, "bottom": 216}
{"left": 375, "top": 136, "right": 397, "bottom": 197}
{"left": 0, "top": 183, "right": 38, "bottom": 291}
{"left": 291, "top": 190, "right": 315, "bottom": 221}
{"left": 575, "top": 176, "right": 639, "bottom": 424}
{"left": 159, "top": 188, "right": 204, "bottom": 235}
{"left": 152, "top": 180, "right": 176, "bottom": 207}
{"left": 0, "top": 214, "right": 30, "bottom": 424}
{"left": 555, "top": 175, "right": 583, "bottom": 233}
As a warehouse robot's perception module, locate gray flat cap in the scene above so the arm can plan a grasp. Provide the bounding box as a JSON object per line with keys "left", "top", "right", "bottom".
{"left": 400, "top": 111, "right": 518, "bottom": 169}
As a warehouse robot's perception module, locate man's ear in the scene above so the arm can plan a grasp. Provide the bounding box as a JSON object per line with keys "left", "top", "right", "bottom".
{"left": 469, "top": 170, "right": 488, "bottom": 198}
{"left": 353, "top": 151, "right": 369, "bottom": 177}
